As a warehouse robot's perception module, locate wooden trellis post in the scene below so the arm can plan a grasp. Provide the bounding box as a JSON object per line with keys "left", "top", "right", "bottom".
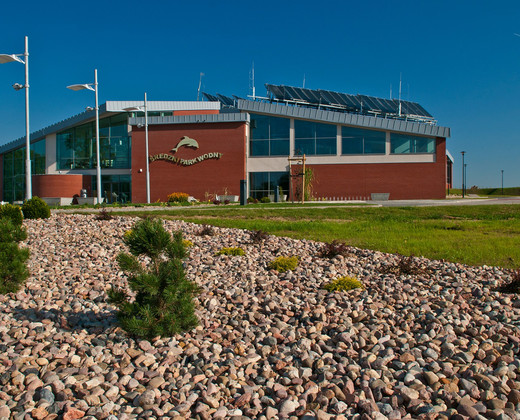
{"left": 288, "top": 154, "right": 306, "bottom": 204}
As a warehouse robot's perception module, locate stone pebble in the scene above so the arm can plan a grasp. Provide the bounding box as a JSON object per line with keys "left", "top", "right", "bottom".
{"left": 0, "top": 213, "right": 518, "bottom": 419}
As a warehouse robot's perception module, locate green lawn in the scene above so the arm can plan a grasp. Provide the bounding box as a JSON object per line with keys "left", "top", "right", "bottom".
{"left": 109, "top": 204, "right": 520, "bottom": 269}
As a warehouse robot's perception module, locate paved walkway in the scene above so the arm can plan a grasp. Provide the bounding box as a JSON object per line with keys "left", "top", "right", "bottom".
{"left": 53, "top": 197, "right": 520, "bottom": 213}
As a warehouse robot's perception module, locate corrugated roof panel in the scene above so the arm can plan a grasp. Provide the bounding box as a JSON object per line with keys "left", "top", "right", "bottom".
{"left": 106, "top": 101, "right": 220, "bottom": 112}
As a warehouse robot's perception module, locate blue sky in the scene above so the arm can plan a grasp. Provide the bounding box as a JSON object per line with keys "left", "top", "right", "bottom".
{"left": 1, "top": 0, "right": 519, "bottom": 188}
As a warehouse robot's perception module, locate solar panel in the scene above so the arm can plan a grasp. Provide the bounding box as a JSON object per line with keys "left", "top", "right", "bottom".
{"left": 216, "top": 94, "right": 236, "bottom": 107}
{"left": 263, "top": 84, "right": 433, "bottom": 119}
{"left": 202, "top": 92, "right": 219, "bottom": 102}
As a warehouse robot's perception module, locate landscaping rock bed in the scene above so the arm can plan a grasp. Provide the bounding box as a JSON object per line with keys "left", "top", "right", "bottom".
{"left": 0, "top": 214, "right": 519, "bottom": 419}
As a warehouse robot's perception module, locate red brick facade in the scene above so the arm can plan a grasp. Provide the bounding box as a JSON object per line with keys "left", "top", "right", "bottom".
{"left": 32, "top": 174, "right": 85, "bottom": 198}
{"left": 131, "top": 122, "right": 247, "bottom": 202}
{"left": 304, "top": 138, "right": 447, "bottom": 200}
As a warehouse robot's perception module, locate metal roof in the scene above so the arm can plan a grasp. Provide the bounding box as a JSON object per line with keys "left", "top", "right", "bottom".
{"left": 0, "top": 101, "right": 221, "bottom": 154}
{"left": 237, "top": 99, "right": 450, "bottom": 138}
{"left": 106, "top": 101, "right": 220, "bottom": 112}
{"left": 129, "top": 112, "right": 249, "bottom": 126}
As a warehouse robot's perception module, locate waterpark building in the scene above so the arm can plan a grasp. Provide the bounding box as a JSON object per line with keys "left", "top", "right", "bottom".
{"left": 0, "top": 84, "right": 451, "bottom": 203}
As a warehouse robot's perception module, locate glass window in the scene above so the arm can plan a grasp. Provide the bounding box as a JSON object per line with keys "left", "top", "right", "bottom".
{"left": 250, "top": 114, "right": 290, "bottom": 156}
{"left": 2, "top": 140, "right": 46, "bottom": 202}
{"left": 390, "top": 133, "right": 435, "bottom": 154}
{"left": 294, "top": 120, "right": 337, "bottom": 156}
{"left": 249, "top": 171, "right": 289, "bottom": 199}
{"left": 342, "top": 126, "right": 386, "bottom": 155}
{"left": 57, "top": 116, "right": 131, "bottom": 170}
{"left": 93, "top": 174, "right": 132, "bottom": 204}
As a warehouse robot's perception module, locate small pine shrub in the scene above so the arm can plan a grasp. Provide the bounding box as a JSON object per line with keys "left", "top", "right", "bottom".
{"left": 269, "top": 256, "right": 299, "bottom": 272}
{"left": 22, "top": 196, "right": 50, "bottom": 220}
{"left": 216, "top": 247, "right": 245, "bottom": 256}
{"left": 260, "top": 197, "right": 271, "bottom": 203}
{"left": 319, "top": 240, "right": 352, "bottom": 258}
{"left": 198, "top": 225, "right": 216, "bottom": 236}
{"left": 0, "top": 203, "right": 23, "bottom": 226}
{"left": 323, "top": 276, "right": 363, "bottom": 292}
{"left": 250, "top": 229, "right": 269, "bottom": 244}
{"left": 182, "top": 239, "right": 194, "bottom": 248}
{"left": 247, "top": 197, "right": 259, "bottom": 204}
{"left": 96, "top": 207, "right": 113, "bottom": 221}
{"left": 167, "top": 192, "right": 189, "bottom": 203}
{"left": 108, "top": 218, "right": 199, "bottom": 339}
{"left": 0, "top": 219, "right": 30, "bottom": 294}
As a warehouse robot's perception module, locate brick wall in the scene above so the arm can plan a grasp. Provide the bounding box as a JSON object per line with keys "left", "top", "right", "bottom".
{"left": 131, "top": 122, "right": 247, "bottom": 202}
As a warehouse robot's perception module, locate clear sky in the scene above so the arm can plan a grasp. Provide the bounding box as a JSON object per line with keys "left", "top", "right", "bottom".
{"left": 1, "top": 0, "right": 519, "bottom": 188}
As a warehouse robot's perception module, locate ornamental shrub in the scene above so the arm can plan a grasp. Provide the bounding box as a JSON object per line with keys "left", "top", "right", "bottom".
{"left": 247, "top": 197, "right": 259, "bottom": 204}
{"left": 108, "top": 218, "right": 199, "bottom": 339}
{"left": 0, "top": 203, "right": 23, "bottom": 226}
{"left": 319, "top": 240, "right": 352, "bottom": 258}
{"left": 22, "top": 196, "right": 51, "bottom": 220}
{"left": 182, "top": 239, "right": 194, "bottom": 248}
{"left": 0, "top": 219, "right": 30, "bottom": 294}
{"left": 96, "top": 207, "right": 114, "bottom": 221}
{"left": 167, "top": 192, "right": 190, "bottom": 203}
{"left": 249, "top": 229, "right": 269, "bottom": 244}
{"left": 260, "top": 197, "right": 271, "bottom": 203}
{"left": 216, "top": 247, "right": 245, "bottom": 256}
{"left": 268, "top": 256, "right": 299, "bottom": 273}
{"left": 323, "top": 275, "right": 363, "bottom": 292}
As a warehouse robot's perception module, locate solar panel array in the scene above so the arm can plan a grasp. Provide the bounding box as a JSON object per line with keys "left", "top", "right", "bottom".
{"left": 202, "top": 93, "right": 239, "bottom": 107}
{"left": 265, "top": 84, "right": 432, "bottom": 119}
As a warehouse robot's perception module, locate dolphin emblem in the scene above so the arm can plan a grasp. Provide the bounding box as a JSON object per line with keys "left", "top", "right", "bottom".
{"left": 171, "top": 136, "right": 199, "bottom": 153}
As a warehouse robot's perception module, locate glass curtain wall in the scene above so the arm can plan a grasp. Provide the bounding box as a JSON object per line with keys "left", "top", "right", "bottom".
{"left": 342, "top": 126, "right": 386, "bottom": 154}
{"left": 56, "top": 114, "right": 130, "bottom": 170}
{"left": 92, "top": 174, "right": 131, "bottom": 204}
{"left": 2, "top": 139, "right": 46, "bottom": 202}
{"left": 294, "top": 120, "right": 336, "bottom": 155}
{"left": 249, "top": 171, "right": 289, "bottom": 199}
{"left": 390, "top": 133, "right": 436, "bottom": 154}
{"left": 250, "top": 114, "right": 290, "bottom": 156}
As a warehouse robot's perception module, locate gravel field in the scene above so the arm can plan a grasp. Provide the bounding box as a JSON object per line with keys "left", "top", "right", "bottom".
{"left": 0, "top": 214, "right": 519, "bottom": 420}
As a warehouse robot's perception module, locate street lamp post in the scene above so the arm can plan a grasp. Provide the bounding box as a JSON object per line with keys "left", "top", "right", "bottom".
{"left": 501, "top": 170, "right": 504, "bottom": 195}
{"left": 461, "top": 151, "right": 466, "bottom": 198}
{"left": 0, "top": 36, "right": 31, "bottom": 200}
{"left": 123, "top": 93, "right": 150, "bottom": 203}
{"left": 67, "top": 69, "right": 101, "bottom": 204}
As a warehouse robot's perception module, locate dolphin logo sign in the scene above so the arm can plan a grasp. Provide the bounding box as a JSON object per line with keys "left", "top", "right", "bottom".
{"left": 171, "top": 136, "right": 199, "bottom": 154}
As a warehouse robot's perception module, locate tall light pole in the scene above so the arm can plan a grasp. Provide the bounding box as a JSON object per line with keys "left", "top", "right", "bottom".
{"left": 67, "top": 69, "right": 101, "bottom": 204}
{"left": 461, "top": 151, "right": 466, "bottom": 198}
{"left": 501, "top": 169, "right": 504, "bottom": 195}
{"left": 123, "top": 92, "right": 150, "bottom": 203}
{"left": 0, "top": 36, "right": 31, "bottom": 200}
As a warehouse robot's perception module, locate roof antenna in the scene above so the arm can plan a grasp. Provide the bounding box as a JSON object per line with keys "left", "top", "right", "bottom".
{"left": 303, "top": 74, "right": 306, "bottom": 88}
{"left": 398, "top": 73, "right": 402, "bottom": 116}
{"left": 389, "top": 83, "right": 392, "bottom": 99}
{"left": 197, "top": 72, "right": 204, "bottom": 101}
{"left": 249, "top": 61, "right": 256, "bottom": 99}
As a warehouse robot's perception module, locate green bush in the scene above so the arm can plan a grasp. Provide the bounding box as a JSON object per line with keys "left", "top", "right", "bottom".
{"left": 0, "top": 219, "right": 30, "bottom": 294}
{"left": 268, "top": 256, "right": 299, "bottom": 272}
{"left": 247, "top": 197, "right": 259, "bottom": 204}
{"left": 260, "top": 197, "right": 271, "bottom": 203}
{"left": 0, "top": 204, "right": 23, "bottom": 226}
{"left": 108, "top": 218, "right": 199, "bottom": 339}
{"left": 323, "top": 275, "right": 363, "bottom": 292}
{"left": 22, "top": 196, "right": 51, "bottom": 220}
{"left": 216, "top": 247, "right": 245, "bottom": 256}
